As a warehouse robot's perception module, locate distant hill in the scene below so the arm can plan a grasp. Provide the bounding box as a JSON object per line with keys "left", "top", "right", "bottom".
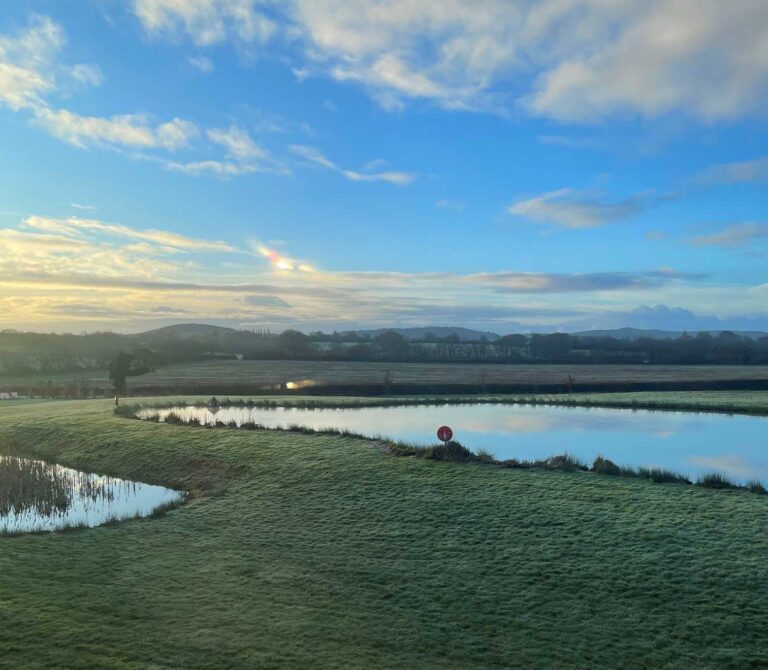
{"left": 355, "top": 327, "right": 500, "bottom": 342}
{"left": 129, "top": 323, "right": 273, "bottom": 355}
{"left": 130, "top": 323, "right": 244, "bottom": 340}
{"left": 573, "top": 327, "right": 768, "bottom": 341}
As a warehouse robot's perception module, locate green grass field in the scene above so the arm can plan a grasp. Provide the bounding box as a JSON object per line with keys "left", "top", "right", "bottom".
{"left": 1, "top": 398, "right": 768, "bottom": 668}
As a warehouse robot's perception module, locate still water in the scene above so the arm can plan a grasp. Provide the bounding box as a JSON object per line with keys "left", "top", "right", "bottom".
{"left": 141, "top": 403, "right": 768, "bottom": 483}
{"left": 0, "top": 455, "right": 184, "bottom": 534}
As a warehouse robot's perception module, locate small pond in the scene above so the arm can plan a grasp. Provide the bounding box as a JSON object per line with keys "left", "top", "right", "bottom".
{"left": 140, "top": 403, "right": 768, "bottom": 483}
{"left": 0, "top": 455, "right": 184, "bottom": 535}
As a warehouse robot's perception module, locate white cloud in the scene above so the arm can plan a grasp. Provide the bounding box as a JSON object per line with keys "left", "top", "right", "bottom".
{"left": 290, "top": 144, "right": 416, "bottom": 185}
{"left": 165, "top": 160, "right": 262, "bottom": 176}
{"left": 284, "top": 0, "right": 768, "bottom": 122}
{"left": 133, "top": 0, "right": 276, "bottom": 46}
{"left": 0, "top": 17, "right": 273, "bottom": 179}
{"left": 207, "top": 125, "right": 269, "bottom": 161}
{"left": 33, "top": 108, "right": 199, "bottom": 150}
{"left": 527, "top": 1, "right": 768, "bottom": 122}
{"left": 0, "top": 15, "right": 63, "bottom": 111}
{"left": 67, "top": 63, "right": 104, "bottom": 87}
{"left": 508, "top": 188, "right": 652, "bottom": 229}
{"left": 156, "top": 118, "right": 200, "bottom": 149}
{"left": 0, "top": 17, "right": 207, "bottom": 159}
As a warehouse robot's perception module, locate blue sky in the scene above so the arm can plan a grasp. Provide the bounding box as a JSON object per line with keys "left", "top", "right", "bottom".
{"left": 1, "top": 0, "right": 768, "bottom": 334}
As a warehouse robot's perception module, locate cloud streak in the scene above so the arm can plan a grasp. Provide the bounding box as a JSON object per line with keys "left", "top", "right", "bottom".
{"left": 33, "top": 108, "right": 199, "bottom": 150}
{"left": 699, "top": 157, "right": 768, "bottom": 184}
{"left": 691, "top": 223, "right": 768, "bottom": 249}
{"left": 23, "top": 216, "right": 236, "bottom": 253}
{"left": 133, "top": 0, "right": 276, "bottom": 47}
{"left": 508, "top": 188, "right": 657, "bottom": 229}
{"left": 290, "top": 144, "right": 416, "bottom": 185}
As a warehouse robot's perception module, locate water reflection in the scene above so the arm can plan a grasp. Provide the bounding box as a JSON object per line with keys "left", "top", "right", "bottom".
{"left": 140, "top": 403, "right": 768, "bottom": 483}
{"left": 0, "top": 456, "right": 184, "bottom": 535}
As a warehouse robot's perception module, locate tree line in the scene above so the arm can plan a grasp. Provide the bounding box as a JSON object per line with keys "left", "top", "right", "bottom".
{"left": 246, "top": 329, "right": 768, "bottom": 365}
{"left": 4, "top": 329, "right": 768, "bottom": 384}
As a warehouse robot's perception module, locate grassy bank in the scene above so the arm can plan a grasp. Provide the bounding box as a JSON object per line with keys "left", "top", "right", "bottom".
{"left": 1, "top": 399, "right": 768, "bottom": 668}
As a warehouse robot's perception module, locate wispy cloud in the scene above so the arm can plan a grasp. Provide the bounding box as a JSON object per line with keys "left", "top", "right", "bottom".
{"left": 691, "top": 223, "right": 768, "bottom": 248}
{"left": 208, "top": 125, "right": 269, "bottom": 161}
{"left": 454, "top": 270, "right": 701, "bottom": 294}
{"left": 290, "top": 145, "right": 416, "bottom": 185}
{"left": 203, "top": 125, "right": 287, "bottom": 175}
{"left": 0, "top": 212, "right": 760, "bottom": 333}
{"left": 699, "top": 157, "right": 768, "bottom": 184}
{"left": 0, "top": 16, "right": 281, "bottom": 179}
{"left": 23, "top": 215, "right": 236, "bottom": 253}
{"left": 70, "top": 203, "right": 96, "bottom": 211}
{"left": 508, "top": 188, "right": 657, "bottom": 229}
{"left": 133, "top": 0, "right": 276, "bottom": 47}
{"left": 435, "top": 199, "right": 466, "bottom": 211}
{"left": 189, "top": 55, "right": 214, "bottom": 73}
{"left": 33, "top": 108, "right": 199, "bottom": 150}
{"left": 0, "top": 15, "right": 64, "bottom": 111}
{"left": 165, "top": 160, "right": 262, "bottom": 177}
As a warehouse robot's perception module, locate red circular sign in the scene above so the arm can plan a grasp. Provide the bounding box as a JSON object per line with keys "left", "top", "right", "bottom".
{"left": 437, "top": 425, "right": 453, "bottom": 442}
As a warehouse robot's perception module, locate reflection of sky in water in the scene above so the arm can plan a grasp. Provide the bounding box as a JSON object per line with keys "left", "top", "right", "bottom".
{"left": 146, "top": 404, "right": 768, "bottom": 482}
{"left": 0, "top": 457, "right": 184, "bottom": 534}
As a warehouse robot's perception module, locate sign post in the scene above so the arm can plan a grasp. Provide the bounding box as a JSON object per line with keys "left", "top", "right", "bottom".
{"left": 437, "top": 425, "right": 453, "bottom": 444}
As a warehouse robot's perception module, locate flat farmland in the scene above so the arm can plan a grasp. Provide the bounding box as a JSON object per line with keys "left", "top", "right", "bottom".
{"left": 5, "top": 360, "right": 768, "bottom": 394}
{"left": 132, "top": 360, "right": 768, "bottom": 391}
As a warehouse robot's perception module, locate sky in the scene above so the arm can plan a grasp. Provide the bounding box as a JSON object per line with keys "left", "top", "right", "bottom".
{"left": 1, "top": 0, "right": 768, "bottom": 335}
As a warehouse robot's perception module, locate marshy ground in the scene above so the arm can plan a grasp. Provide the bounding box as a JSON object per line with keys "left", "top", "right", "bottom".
{"left": 0, "top": 395, "right": 767, "bottom": 668}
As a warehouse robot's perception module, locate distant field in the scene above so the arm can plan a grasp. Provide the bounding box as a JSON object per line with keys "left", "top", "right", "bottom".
{"left": 4, "top": 359, "right": 768, "bottom": 394}
{"left": 134, "top": 359, "right": 768, "bottom": 386}
{"left": 0, "top": 369, "right": 111, "bottom": 389}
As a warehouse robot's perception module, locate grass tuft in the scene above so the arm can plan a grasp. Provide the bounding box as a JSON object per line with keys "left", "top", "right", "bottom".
{"left": 592, "top": 455, "right": 622, "bottom": 476}
{"left": 426, "top": 441, "right": 476, "bottom": 463}
{"left": 540, "top": 453, "right": 588, "bottom": 472}
{"left": 696, "top": 472, "right": 737, "bottom": 489}
{"left": 474, "top": 448, "right": 498, "bottom": 464}
{"left": 636, "top": 467, "right": 691, "bottom": 485}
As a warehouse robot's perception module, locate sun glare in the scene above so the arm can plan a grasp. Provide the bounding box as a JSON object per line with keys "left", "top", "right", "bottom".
{"left": 258, "top": 244, "right": 313, "bottom": 273}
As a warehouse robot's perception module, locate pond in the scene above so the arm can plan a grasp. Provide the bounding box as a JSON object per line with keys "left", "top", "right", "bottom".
{"left": 140, "top": 403, "right": 768, "bottom": 483}
{"left": 0, "top": 455, "right": 184, "bottom": 535}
